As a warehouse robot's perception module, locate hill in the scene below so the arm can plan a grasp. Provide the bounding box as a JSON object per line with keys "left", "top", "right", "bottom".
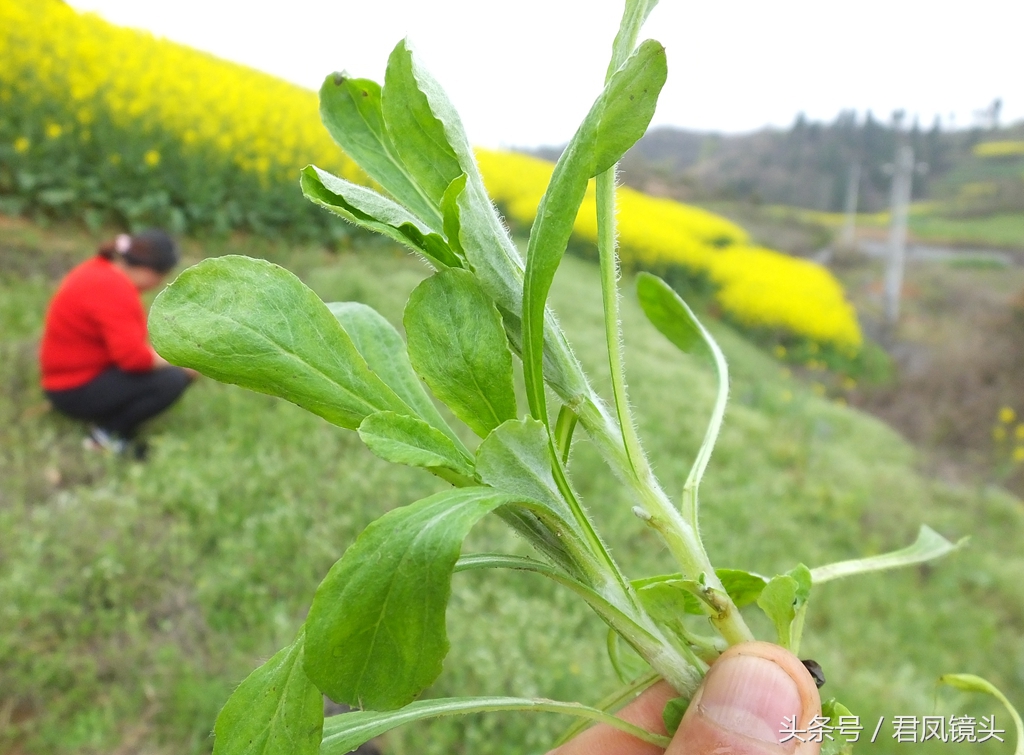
{"left": 614, "top": 115, "right": 1024, "bottom": 219}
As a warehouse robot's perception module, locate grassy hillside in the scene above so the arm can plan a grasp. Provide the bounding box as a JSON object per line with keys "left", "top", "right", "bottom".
{"left": 615, "top": 120, "right": 1024, "bottom": 251}
{"left": 1, "top": 215, "right": 1023, "bottom": 754}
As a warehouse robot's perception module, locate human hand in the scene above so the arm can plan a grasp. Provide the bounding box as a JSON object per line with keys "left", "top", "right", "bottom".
{"left": 548, "top": 642, "right": 822, "bottom": 755}
{"left": 183, "top": 367, "right": 200, "bottom": 381}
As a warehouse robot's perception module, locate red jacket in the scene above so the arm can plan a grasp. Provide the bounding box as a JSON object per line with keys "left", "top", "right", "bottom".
{"left": 40, "top": 256, "right": 155, "bottom": 391}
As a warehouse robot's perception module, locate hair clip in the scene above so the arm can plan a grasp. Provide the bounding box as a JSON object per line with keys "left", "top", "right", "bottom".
{"left": 115, "top": 234, "right": 132, "bottom": 254}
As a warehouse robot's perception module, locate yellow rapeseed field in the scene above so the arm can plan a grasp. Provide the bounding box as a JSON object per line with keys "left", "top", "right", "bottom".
{"left": 478, "top": 150, "right": 861, "bottom": 348}
{"left": 973, "top": 141, "right": 1024, "bottom": 158}
{"left": 0, "top": 0, "right": 861, "bottom": 349}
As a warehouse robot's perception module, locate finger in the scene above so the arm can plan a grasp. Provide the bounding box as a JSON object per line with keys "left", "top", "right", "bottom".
{"left": 670, "top": 642, "right": 822, "bottom": 755}
{"left": 545, "top": 680, "right": 677, "bottom": 755}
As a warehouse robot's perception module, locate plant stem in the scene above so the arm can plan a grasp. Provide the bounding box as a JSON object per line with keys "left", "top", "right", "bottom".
{"left": 577, "top": 397, "right": 755, "bottom": 646}
{"left": 589, "top": 120, "right": 753, "bottom": 645}
{"left": 595, "top": 168, "right": 648, "bottom": 482}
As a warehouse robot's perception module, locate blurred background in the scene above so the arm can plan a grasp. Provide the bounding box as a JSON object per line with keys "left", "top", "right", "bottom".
{"left": 1, "top": 1, "right": 1022, "bottom": 753}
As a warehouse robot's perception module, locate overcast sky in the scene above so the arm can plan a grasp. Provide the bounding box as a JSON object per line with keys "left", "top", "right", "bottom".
{"left": 67, "top": 0, "right": 1023, "bottom": 149}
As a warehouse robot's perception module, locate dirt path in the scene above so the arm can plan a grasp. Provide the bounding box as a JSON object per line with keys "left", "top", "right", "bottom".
{"left": 834, "top": 245, "right": 1024, "bottom": 495}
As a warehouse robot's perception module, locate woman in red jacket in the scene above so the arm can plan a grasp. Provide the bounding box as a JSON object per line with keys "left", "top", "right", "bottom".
{"left": 40, "top": 229, "right": 196, "bottom": 455}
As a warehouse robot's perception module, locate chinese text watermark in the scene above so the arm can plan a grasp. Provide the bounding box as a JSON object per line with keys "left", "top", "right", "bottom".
{"left": 779, "top": 715, "right": 1005, "bottom": 744}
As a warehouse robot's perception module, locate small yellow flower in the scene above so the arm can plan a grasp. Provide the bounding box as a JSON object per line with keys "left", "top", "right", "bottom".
{"left": 13, "top": 136, "right": 30, "bottom": 153}
{"left": 45, "top": 123, "right": 63, "bottom": 139}
{"left": 993, "top": 426, "right": 1007, "bottom": 442}
{"left": 144, "top": 149, "right": 160, "bottom": 167}
{"left": 773, "top": 345, "right": 787, "bottom": 359}
{"left": 1013, "top": 446, "right": 1024, "bottom": 463}
{"left": 108, "top": 153, "right": 122, "bottom": 165}
{"left": 1016, "top": 424, "right": 1024, "bottom": 440}
{"left": 999, "top": 406, "right": 1016, "bottom": 424}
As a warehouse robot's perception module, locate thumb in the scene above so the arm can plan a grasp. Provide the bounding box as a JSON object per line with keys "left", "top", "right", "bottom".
{"left": 670, "top": 641, "right": 822, "bottom": 755}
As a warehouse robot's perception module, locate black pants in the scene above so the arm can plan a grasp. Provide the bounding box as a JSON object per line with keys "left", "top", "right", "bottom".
{"left": 46, "top": 367, "right": 191, "bottom": 439}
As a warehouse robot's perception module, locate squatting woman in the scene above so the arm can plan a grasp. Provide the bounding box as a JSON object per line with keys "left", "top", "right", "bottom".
{"left": 40, "top": 229, "right": 196, "bottom": 456}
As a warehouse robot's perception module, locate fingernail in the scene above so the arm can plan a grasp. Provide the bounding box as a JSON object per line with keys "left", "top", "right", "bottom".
{"left": 698, "top": 654, "right": 803, "bottom": 744}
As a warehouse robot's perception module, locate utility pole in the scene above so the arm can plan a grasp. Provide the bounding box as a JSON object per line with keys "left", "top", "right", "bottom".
{"left": 840, "top": 162, "right": 860, "bottom": 249}
{"left": 884, "top": 145, "right": 914, "bottom": 326}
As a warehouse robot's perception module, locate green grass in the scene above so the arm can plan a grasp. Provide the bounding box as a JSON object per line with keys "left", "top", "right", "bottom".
{"left": 1, "top": 219, "right": 1023, "bottom": 754}
{"left": 909, "top": 213, "right": 1024, "bottom": 250}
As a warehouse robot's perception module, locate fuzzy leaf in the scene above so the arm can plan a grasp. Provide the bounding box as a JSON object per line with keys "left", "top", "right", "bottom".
{"left": 326, "top": 301, "right": 460, "bottom": 444}
{"left": 475, "top": 418, "right": 573, "bottom": 522}
{"left": 382, "top": 40, "right": 463, "bottom": 207}
{"left": 636, "top": 271, "right": 711, "bottom": 358}
{"left": 441, "top": 173, "right": 467, "bottom": 257}
{"left": 810, "top": 525, "right": 966, "bottom": 584}
{"left": 404, "top": 269, "right": 517, "bottom": 437}
{"left": 149, "top": 256, "right": 409, "bottom": 430}
{"left": 317, "top": 74, "right": 441, "bottom": 228}
{"left": 358, "top": 411, "right": 473, "bottom": 476}
{"left": 474, "top": 417, "right": 585, "bottom": 575}
{"left": 303, "top": 488, "right": 517, "bottom": 710}
{"left": 301, "top": 166, "right": 460, "bottom": 268}
{"left": 213, "top": 633, "right": 322, "bottom": 755}
{"left": 522, "top": 40, "right": 667, "bottom": 419}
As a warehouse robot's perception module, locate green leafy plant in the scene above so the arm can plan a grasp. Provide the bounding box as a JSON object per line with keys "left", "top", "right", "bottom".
{"left": 148, "top": 2, "right": 1015, "bottom": 752}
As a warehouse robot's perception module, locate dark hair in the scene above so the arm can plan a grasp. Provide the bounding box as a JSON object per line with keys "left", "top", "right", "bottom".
{"left": 97, "top": 229, "right": 179, "bottom": 273}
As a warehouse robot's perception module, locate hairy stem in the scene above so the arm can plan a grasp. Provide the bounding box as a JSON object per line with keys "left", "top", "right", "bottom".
{"left": 577, "top": 397, "right": 755, "bottom": 645}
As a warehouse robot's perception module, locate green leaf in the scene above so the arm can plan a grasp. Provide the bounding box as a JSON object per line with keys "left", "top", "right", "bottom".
{"left": 326, "top": 301, "right": 460, "bottom": 444}
{"left": 440, "top": 173, "right": 467, "bottom": 257}
{"left": 608, "top": 0, "right": 660, "bottom": 77}
{"left": 637, "top": 579, "right": 702, "bottom": 620}
{"left": 475, "top": 418, "right": 602, "bottom": 579}
{"left": 149, "top": 256, "right": 409, "bottom": 430}
{"left": 303, "top": 488, "right": 518, "bottom": 710}
{"left": 633, "top": 568, "right": 767, "bottom": 613}
{"left": 475, "top": 418, "right": 574, "bottom": 523}
{"left": 636, "top": 272, "right": 712, "bottom": 358}
{"left": 662, "top": 697, "right": 689, "bottom": 737}
{"left": 358, "top": 411, "right": 473, "bottom": 477}
{"left": 522, "top": 40, "right": 667, "bottom": 420}
{"left": 939, "top": 674, "right": 1024, "bottom": 755}
{"left": 320, "top": 696, "right": 671, "bottom": 754}
{"left": 757, "top": 575, "right": 799, "bottom": 649}
{"left": 317, "top": 74, "right": 441, "bottom": 228}
{"left": 789, "top": 563, "right": 813, "bottom": 605}
{"left": 756, "top": 566, "right": 812, "bottom": 651}
{"left": 636, "top": 272, "right": 728, "bottom": 526}
{"left": 716, "top": 568, "right": 769, "bottom": 608}
{"left": 404, "top": 269, "right": 517, "bottom": 437}
{"left": 382, "top": 40, "right": 464, "bottom": 208}
{"left": 301, "top": 166, "right": 461, "bottom": 269}
{"left": 213, "top": 633, "right": 322, "bottom": 755}
{"left": 811, "top": 525, "right": 966, "bottom": 584}
{"left": 330, "top": 37, "right": 590, "bottom": 407}
{"left": 820, "top": 698, "right": 856, "bottom": 755}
